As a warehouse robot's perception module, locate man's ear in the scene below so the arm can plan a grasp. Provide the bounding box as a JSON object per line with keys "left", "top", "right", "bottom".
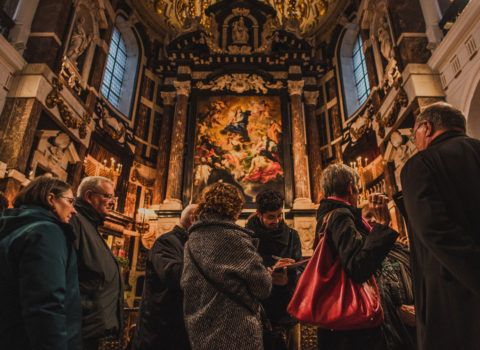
{"left": 346, "top": 182, "right": 354, "bottom": 196}
{"left": 424, "top": 120, "right": 434, "bottom": 137}
{"left": 256, "top": 209, "right": 262, "bottom": 218}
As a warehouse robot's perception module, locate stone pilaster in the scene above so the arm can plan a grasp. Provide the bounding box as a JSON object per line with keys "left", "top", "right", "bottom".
{"left": 163, "top": 81, "right": 191, "bottom": 210}
{"left": 288, "top": 80, "right": 313, "bottom": 209}
{"left": 152, "top": 91, "right": 176, "bottom": 205}
{"left": 304, "top": 90, "right": 323, "bottom": 204}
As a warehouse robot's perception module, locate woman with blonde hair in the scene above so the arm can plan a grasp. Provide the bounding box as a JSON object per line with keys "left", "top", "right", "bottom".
{"left": 181, "top": 182, "right": 272, "bottom": 350}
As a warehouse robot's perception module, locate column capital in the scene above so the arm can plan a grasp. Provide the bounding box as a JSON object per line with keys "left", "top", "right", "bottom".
{"left": 287, "top": 80, "right": 304, "bottom": 96}
{"left": 160, "top": 91, "right": 176, "bottom": 106}
{"left": 304, "top": 90, "right": 320, "bottom": 106}
{"left": 173, "top": 80, "right": 191, "bottom": 97}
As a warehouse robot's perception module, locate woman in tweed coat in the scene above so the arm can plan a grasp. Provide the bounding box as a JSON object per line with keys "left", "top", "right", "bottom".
{"left": 181, "top": 182, "right": 272, "bottom": 350}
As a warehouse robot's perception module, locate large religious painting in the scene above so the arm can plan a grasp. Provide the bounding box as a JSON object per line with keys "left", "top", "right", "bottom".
{"left": 191, "top": 95, "right": 285, "bottom": 203}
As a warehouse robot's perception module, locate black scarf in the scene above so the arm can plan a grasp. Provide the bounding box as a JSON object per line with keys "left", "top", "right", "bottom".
{"left": 246, "top": 215, "right": 290, "bottom": 266}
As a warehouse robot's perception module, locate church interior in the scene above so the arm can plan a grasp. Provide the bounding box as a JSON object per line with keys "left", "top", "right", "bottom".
{"left": 0, "top": 0, "right": 478, "bottom": 347}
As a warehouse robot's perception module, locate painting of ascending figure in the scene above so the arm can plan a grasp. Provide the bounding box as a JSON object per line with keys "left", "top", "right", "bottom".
{"left": 192, "top": 95, "right": 285, "bottom": 203}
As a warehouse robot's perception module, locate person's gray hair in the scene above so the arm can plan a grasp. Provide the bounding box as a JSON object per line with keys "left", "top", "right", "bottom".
{"left": 417, "top": 102, "right": 466, "bottom": 132}
{"left": 320, "top": 163, "right": 360, "bottom": 198}
{"left": 77, "top": 176, "right": 114, "bottom": 199}
{"left": 180, "top": 204, "right": 198, "bottom": 229}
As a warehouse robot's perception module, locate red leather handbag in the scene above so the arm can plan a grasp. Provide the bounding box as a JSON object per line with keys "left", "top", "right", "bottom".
{"left": 287, "top": 210, "right": 384, "bottom": 330}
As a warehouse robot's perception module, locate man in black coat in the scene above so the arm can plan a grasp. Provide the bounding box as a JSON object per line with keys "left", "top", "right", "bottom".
{"left": 246, "top": 190, "right": 302, "bottom": 350}
{"left": 70, "top": 176, "right": 124, "bottom": 350}
{"left": 401, "top": 102, "right": 480, "bottom": 350}
{"left": 130, "top": 204, "right": 197, "bottom": 350}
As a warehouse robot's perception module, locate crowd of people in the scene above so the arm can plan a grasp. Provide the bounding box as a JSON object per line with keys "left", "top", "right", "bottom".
{"left": 0, "top": 102, "right": 478, "bottom": 350}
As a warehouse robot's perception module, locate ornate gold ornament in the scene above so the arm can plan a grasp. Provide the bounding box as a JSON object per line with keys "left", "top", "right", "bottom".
{"left": 196, "top": 74, "right": 284, "bottom": 93}
{"left": 130, "top": 167, "right": 155, "bottom": 187}
{"left": 150, "top": 0, "right": 336, "bottom": 35}
{"left": 376, "top": 88, "right": 409, "bottom": 138}
{"left": 46, "top": 78, "right": 91, "bottom": 139}
{"left": 95, "top": 100, "right": 127, "bottom": 142}
{"left": 349, "top": 104, "right": 375, "bottom": 142}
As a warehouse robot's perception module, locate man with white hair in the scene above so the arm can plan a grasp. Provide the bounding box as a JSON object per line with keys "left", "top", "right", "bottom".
{"left": 131, "top": 204, "right": 197, "bottom": 350}
{"left": 401, "top": 102, "right": 480, "bottom": 350}
{"left": 70, "top": 176, "right": 123, "bottom": 350}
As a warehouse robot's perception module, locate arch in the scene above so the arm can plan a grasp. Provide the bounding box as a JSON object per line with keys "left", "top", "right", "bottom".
{"left": 101, "top": 15, "right": 140, "bottom": 119}
{"left": 466, "top": 77, "right": 480, "bottom": 139}
{"left": 338, "top": 22, "right": 371, "bottom": 119}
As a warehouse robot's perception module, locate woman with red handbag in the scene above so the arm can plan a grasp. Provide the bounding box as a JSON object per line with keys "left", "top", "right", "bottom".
{"left": 288, "top": 163, "right": 398, "bottom": 350}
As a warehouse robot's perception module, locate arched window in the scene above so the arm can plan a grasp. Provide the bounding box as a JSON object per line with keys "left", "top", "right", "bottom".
{"left": 101, "top": 17, "right": 140, "bottom": 119}
{"left": 352, "top": 36, "right": 370, "bottom": 106}
{"left": 101, "top": 28, "right": 126, "bottom": 108}
{"left": 339, "top": 24, "right": 371, "bottom": 119}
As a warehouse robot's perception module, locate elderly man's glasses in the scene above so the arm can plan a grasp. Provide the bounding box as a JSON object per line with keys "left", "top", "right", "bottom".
{"left": 91, "top": 191, "right": 116, "bottom": 200}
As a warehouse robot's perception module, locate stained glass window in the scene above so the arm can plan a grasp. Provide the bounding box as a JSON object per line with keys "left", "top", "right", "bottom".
{"left": 101, "top": 28, "right": 127, "bottom": 108}
{"left": 352, "top": 36, "right": 370, "bottom": 106}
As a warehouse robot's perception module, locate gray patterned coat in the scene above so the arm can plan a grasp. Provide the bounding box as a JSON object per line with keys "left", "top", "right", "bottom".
{"left": 181, "top": 214, "right": 272, "bottom": 350}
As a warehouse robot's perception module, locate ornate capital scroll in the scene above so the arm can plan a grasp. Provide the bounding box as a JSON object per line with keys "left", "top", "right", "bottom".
{"left": 46, "top": 78, "right": 91, "bottom": 139}
{"left": 161, "top": 91, "right": 176, "bottom": 106}
{"left": 304, "top": 91, "right": 319, "bottom": 106}
{"left": 173, "top": 80, "right": 191, "bottom": 97}
{"left": 287, "top": 80, "right": 304, "bottom": 96}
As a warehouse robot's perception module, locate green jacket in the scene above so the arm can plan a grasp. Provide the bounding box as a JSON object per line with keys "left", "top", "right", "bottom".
{"left": 0, "top": 205, "right": 82, "bottom": 350}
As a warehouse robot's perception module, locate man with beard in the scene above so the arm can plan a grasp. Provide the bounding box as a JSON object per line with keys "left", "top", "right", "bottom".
{"left": 70, "top": 176, "right": 123, "bottom": 350}
{"left": 246, "top": 190, "right": 302, "bottom": 350}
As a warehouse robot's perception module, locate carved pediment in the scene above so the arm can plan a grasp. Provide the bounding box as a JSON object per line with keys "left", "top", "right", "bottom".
{"left": 196, "top": 73, "right": 284, "bottom": 93}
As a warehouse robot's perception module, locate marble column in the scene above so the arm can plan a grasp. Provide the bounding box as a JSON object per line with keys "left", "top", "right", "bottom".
{"left": 0, "top": 97, "right": 42, "bottom": 204}
{"left": 418, "top": 0, "right": 444, "bottom": 49}
{"left": 288, "top": 80, "right": 313, "bottom": 209}
{"left": 0, "top": 98, "right": 42, "bottom": 171}
{"left": 163, "top": 81, "right": 191, "bottom": 210}
{"left": 330, "top": 105, "right": 343, "bottom": 162}
{"left": 8, "top": 0, "right": 41, "bottom": 54}
{"left": 304, "top": 91, "right": 323, "bottom": 204}
{"left": 152, "top": 91, "right": 176, "bottom": 206}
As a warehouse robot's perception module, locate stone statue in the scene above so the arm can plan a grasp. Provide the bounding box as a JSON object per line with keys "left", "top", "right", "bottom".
{"left": 232, "top": 17, "right": 248, "bottom": 44}
{"left": 67, "top": 16, "right": 92, "bottom": 64}
{"left": 377, "top": 16, "right": 393, "bottom": 60}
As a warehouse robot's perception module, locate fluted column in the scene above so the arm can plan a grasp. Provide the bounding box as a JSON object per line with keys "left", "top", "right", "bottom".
{"left": 163, "top": 81, "right": 191, "bottom": 210}
{"left": 152, "top": 91, "right": 176, "bottom": 206}
{"left": 304, "top": 90, "right": 323, "bottom": 204}
{"left": 288, "top": 80, "right": 312, "bottom": 209}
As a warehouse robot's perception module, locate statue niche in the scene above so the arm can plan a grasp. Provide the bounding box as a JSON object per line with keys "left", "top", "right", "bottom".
{"left": 66, "top": 15, "right": 93, "bottom": 67}
{"left": 227, "top": 14, "right": 253, "bottom": 54}
{"left": 232, "top": 16, "right": 249, "bottom": 44}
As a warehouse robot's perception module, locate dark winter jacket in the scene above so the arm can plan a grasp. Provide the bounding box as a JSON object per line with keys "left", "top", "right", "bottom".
{"left": 401, "top": 131, "right": 480, "bottom": 350}
{"left": 315, "top": 198, "right": 398, "bottom": 350}
{"left": 0, "top": 205, "right": 82, "bottom": 350}
{"left": 69, "top": 199, "right": 123, "bottom": 341}
{"left": 181, "top": 214, "right": 272, "bottom": 350}
{"left": 131, "top": 225, "right": 190, "bottom": 350}
{"left": 246, "top": 215, "right": 302, "bottom": 327}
